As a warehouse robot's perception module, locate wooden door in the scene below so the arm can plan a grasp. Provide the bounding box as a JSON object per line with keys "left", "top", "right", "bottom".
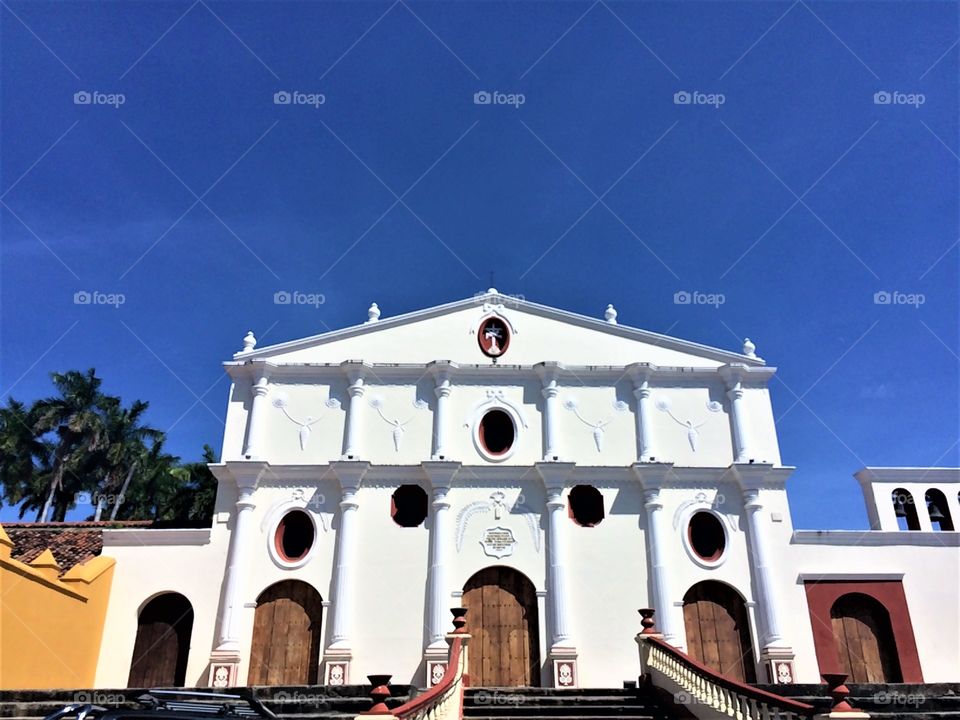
{"left": 463, "top": 567, "right": 540, "bottom": 686}
{"left": 683, "top": 582, "right": 756, "bottom": 683}
{"left": 830, "top": 594, "right": 902, "bottom": 682}
{"left": 128, "top": 593, "right": 194, "bottom": 687}
{"left": 248, "top": 581, "right": 323, "bottom": 685}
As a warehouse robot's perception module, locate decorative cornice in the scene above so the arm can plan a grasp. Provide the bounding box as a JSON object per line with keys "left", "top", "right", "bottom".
{"left": 854, "top": 467, "right": 960, "bottom": 485}
{"left": 792, "top": 530, "right": 960, "bottom": 547}
{"left": 231, "top": 293, "right": 766, "bottom": 366}
{"left": 102, "top": 529, "right": 211, "bottom": 546}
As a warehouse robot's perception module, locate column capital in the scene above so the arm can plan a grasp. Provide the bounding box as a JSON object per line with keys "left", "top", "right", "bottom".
{"left": 340, "top": 360, "right": 371, "bottom": 387}
{"left": 725, "top": 462, "right": 788, "bottom": 492}
{"left": 223, "top": 460, "right": 269, "bottom": 493}
{"left": 630, "top": 461, "right": 675, "bottom": 488}
{"left": 421, "top": 461, "right": 461, "bottom": 490}
{"left": 427, "top": 360, "right": 459, "bottom": 382}
{"left": 534, "top": 361, "right": 564, "bottom": 386}
{"left": 331, "top": 461, "right": 370, "bottom": 493}
{"left": 627, "top": 362, "right": 654, "bottom": 385}
{"left": 719, "top": 363, "right": 750, "bottom": 389}
{"left": 535, "top": 461, "right": 575, "bottom": 492}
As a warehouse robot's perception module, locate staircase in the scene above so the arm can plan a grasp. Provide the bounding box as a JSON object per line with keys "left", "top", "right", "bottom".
{"left": 463, "top": 687, "right": 673, "bottom": 720}
{"left": 0, "top": 685, "right": 415, "bottom": 720}
{"left": 756, "top": 683, "right": 960, "bottom": 720}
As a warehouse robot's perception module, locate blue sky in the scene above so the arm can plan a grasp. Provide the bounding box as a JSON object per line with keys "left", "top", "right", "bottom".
{"left": 1, "top": 1, "right": 957, "bottom": 529}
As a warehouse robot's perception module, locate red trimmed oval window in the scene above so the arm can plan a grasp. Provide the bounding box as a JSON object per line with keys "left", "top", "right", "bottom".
{"left": 274, "top": 510, "right": 315, "bottom": 562}
{"left": 479, "top": 409, "right": 515, "bottom": 456}
{"left": 688, "top": 511, "right": 725, "bottom": 561}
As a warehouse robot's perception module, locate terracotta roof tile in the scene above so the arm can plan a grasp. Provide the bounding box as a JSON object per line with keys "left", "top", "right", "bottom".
{"left": 3, "top": 521, "right": 152, "bottom": 575}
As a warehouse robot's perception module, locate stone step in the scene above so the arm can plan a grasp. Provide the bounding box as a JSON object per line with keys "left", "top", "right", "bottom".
{"left": 465, "top": 704, "right": 661, "bottom": 715}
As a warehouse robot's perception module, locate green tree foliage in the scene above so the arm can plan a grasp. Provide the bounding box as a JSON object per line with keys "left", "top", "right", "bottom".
{"left": 0, "top": 369, "right": 218, "bottom": 525}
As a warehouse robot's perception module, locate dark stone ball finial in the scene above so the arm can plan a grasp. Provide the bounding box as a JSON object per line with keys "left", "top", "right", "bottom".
{"left": 638, "top": 608, "right": 657, "bottom": 634}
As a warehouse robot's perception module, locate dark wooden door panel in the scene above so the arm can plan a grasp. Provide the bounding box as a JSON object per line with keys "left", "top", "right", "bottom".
{"left": 683, "top": 582, "right": 755, "bottom": 684}
{"left": 831, "top": 595, "right": 902, "bottom": 683}
{"left": 463, "top": 567, "right": 540, "bottom": 686}
{"left": 249, "top": 581, "right": 322, "bottom": 685}
{"left": 128, "top": 594, "right": 193, "bottom": 688}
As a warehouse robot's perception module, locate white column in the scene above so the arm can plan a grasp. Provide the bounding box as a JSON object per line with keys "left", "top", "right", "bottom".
{"left": 431, "top": 363, "right": 454, "bottom": 460}
{"left": 215, "top": 465, "right": 262, "bottom": 652}
{"left": 536, "top": 362, "right": 563, "bottom": 461}
{"left": 641, "top": 486, "right": 682, "bottom": 647}
{"left": 630, "top": 366, "right": 656, "bottom": 462}
{"left": 341, "top": 363, "right": 366, "bottom": 460}
{"left": 423, "top": 462, "right": 460, "bottom": 655}
{"left": 242, "top": 366, "right": 270, "bottom": 459}
{"left": 536, "top": 463, "right": 576, "bottom": 650}
{"left": 742, "top": 488, "right": 785, "bottom": 648}
{"left": 722, "top": 366, "right": 752, "bottom": 463}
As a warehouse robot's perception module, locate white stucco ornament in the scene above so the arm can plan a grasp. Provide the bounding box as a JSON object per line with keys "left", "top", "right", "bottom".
{"left": 242, "top": 331, "right": 256, "bottom": 352}
{"left": 656, "top": 397, "right": 723, "bottom": 452}
{"left": 367, "top": 303, "right": 381, "bottom": 323}
{"left": 604, "top": 304, "right": 618, "bottom": 324}
{"left": 456, "top": 492, "right": 541, "bottom": 553}
{"left": 273, "top": 394, "right": 341, "bottom": 450}
{"left": 743, "top": 337, "right": 757, "bottom": 358}
{"left": 564, "top": 398, "right": 629, "bottom": 451}
{"left": 369, "top": 396, "right": 428, "bottom": 451}
{"left": 480, "top": 526, "right": 517, "bottom": 559}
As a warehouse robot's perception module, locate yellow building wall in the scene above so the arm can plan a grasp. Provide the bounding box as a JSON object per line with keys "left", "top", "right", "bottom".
{"left": 0, "top": 525, "right": 115, "bottom": 689}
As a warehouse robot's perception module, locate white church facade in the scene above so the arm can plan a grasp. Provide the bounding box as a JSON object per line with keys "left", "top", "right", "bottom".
{"left": 92, "top": 291, "right": 960, "bottom": 690}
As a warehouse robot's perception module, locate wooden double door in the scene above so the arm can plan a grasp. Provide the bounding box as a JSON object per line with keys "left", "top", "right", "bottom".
{"left": 682, "top": 581, "right": 756, "bottom": 683}
{"left": 248, "top": 580, "right": 323, "bottom": 685}
{"left": 830, "top": 593, "right": 902, "bottom": 682}
{"left": 462, "top": 567, "right": 541, "bottom": 686}
{"left": 128, "top": 593, "right": 194, "bottom": 687}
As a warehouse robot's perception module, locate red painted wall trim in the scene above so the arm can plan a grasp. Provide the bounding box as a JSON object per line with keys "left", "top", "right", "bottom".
{"left": 803, "top": 580, "right": 923, "bottom": 682}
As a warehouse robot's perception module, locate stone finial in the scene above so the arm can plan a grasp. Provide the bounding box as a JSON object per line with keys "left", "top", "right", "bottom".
{"left": 242, "top": 331, "right": 256, "bottom": 352}
{"left": 451, "top": 607, "right": 468, "bottom": 634}
{"left": 486, "top": 287, "right": 498, "bottom": 295}
{"left": 638, "top": 608, "right": 657, "bottom": 635}
{"left": 605, "top": 304, "right": 618, "bottom": 324}
{"left": 367, "top": 303, "right": 381, "bottom": 323}
{"left": 822, "top": 673, "right": 860, "bottom": 713}
{"left": 743, "top": 338, "right": 756, "bottom": 358}
{"left": 365, "top": 675, "right": 392, "bottom": 714}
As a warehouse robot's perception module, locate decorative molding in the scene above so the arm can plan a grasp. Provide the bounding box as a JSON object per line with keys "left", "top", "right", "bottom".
{"left": 102, "top": 529, "right": 210, "bottom": 547}
{"left": 793, "top": 530, "right": 960, "bottom": 546}
{"left": 655, "top": 396, "right": 723, "bottom": 452}
{"left": 465, "top": 389, "right": 530, "bottom": 429}
{"left": 369, "top": 396, "right": 429, "bottom": 451}
{"left": 272, "top": 393, "right": 341, "bottom": 450}
{"left": 480, "top": 526, "right": 517, "bottom": 559}
{"left": 469, "top": 302, "right": 520, "bottom": 337}
{"left": 796, "top": 572, "right": 906, "bottom": 582}
{"left": 455, "top": 492, "right": 541, "bottom": 552}
{"left": 563, "top": 398, "right": 629, "bottom": 452}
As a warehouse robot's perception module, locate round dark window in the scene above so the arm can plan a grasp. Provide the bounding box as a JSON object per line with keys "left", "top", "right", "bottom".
{"left": 688, "top": 511, "right": 725, "bottom": 561}
{"left": 392, "top": 485, "right": 429, "bottom": 527}
{"left": 275, "top": 510, "right": 315, "bottom": 562}
{"left": 569, "top": 485, "right": 605, "bottom": 526}
{"left": 479, "top": 409, "right": 515, "bottom": 456}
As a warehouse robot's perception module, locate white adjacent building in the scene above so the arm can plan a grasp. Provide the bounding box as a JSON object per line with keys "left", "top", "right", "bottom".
{"left": 94, "top": 291, "right": 960, "bottom": 690}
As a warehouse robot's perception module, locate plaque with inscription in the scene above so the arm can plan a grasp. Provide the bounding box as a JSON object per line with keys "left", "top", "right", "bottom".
{"left": 480, "top": 526, "right": 517, "bottom": 559}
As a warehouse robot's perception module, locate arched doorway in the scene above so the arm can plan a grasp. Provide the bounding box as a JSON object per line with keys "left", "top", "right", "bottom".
{"left": 128, "top": 593, "right": 194, "bottom": 687}
{"left": 682, "top": 581, "right": 756, "bottom": 683}
{"left": 462, "top": 567, "right": 540, "bottom": 686}
{"left": 830, "top": 593, "right": 902, "bottom": 682}
{"left": 248, "top": 580, "right": 323, "bottom": 685}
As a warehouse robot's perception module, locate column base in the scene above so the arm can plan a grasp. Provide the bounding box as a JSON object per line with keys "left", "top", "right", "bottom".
{"left": 208, "top": 649, "right": 241, "bottom": 688}
{"left": 424, "top": 642, "right": 450, "bottom": 687}
{"left": 548, "top": 647, "right": 578, "bottom": 688}
{"left": 760, "top": 647, "right": 796, "bottom": 684}
{"left": 323, "top": 647, "right": 352, "bottom": 686}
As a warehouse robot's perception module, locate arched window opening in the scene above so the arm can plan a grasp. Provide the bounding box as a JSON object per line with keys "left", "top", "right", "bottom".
{"left": 479, "top": 409, "right": 515, "bottom": 456}
{"left": 925, "top": 489, "right": 953, "bottom": 531}
{"left": 688, "top": 511, "right": 726, "bottom": 561}
{"left": 128, "top": 593, "right": 194, "bottom": 688}
{"left": 392, "top": 484, "right": 429, "bottom": 527}
{"left": 891, "top": 488, "right": 920, "bottom": 531}
{"left": 275, "top": 510, "right": 315, "bottom": 562}
{"left": 682, "top": 581, "right": 756, "bottom": 683}
{"left": 830, "top": 593, "right": 902, "bottom": 683}
{"left": 568, "top": 485, "right": 605, "bottom": 526}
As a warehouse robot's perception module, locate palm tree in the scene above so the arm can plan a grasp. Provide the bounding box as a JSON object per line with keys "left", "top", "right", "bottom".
{"left": 0, "top": 399, "right": 48, "bottom": 508}
{"left": 32, "top": 369, "right": 108, "bottom": 522}
{"left": 96, "top": 397, "right": 162, "bottom": 521}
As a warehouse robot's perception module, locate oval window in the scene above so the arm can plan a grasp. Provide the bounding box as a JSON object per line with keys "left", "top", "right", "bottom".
{"left": 392, "top": 485, "right": 429, "bottom": 527}
{"left": 688, "top": 511, "right": 725, "bottom": 562}
{"left": 274, "top": 510, "right": 315, "bottom": 562}
{"left": 479, "top": 409, "right": 515, "bottom": 456}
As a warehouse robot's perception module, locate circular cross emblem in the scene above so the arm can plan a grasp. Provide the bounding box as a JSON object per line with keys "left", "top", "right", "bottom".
{"left": 478, "top": 316, "right": 510, "bottom": 358}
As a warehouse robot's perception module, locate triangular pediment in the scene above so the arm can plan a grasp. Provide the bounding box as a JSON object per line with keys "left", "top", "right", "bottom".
{"left": 233, "top": 292, "right": 762, "bottom": 368}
